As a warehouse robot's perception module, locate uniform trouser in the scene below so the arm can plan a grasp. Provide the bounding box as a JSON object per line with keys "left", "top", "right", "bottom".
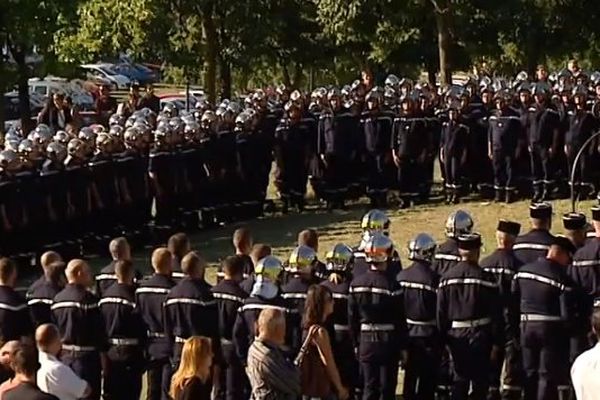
{"left": 447, "top": 331, "right": 492, "bottom": 400}
{"left": 521, "top": 322, "right": 567, "bottom": 400}
{"left": 396, "top": 158, "right": 425, "bottom": 198}
{"left": 103, "top": 359, "right": 144, "bottom": 400}
{"left": 492, "top": 152, "right": 515, "bottom": 192}
{"left": 216, "top": 342, "right": 247, "bottom": 400}
{"left": 360, "top": 360, "right": 398, "bottom": 400}
{"left": 530, "top": 146, "right": 554, "bottom": 194}
{"left": 365, "top": 153, "right": 389, "bottom": 202}
{"left": 275, "top": 161, "right": 308, "bottom": 205}
{"left": 443, "top": 155, "right": 462, "bottom": 190}
{"left": 146, "top": 358, "right": 172, "bottom": 400}
{"left": 322, "top": 154, "right": 349, "bottom": 202}
{"left": 489, "top": 340, "right": 523, "bottom": 399}
{"left": 403, "top": 336, "right": 441, "bottom": 400}
{"left": 154, "top": 191, "right": 177, "bottom": 227}
{"left": 61, "top": 351, "right": 101, "bottom": 400}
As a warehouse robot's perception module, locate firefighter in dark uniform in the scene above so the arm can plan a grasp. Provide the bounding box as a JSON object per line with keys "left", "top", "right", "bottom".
{"left": 348, "top": 233, "right": 407, "bottom": 400}
{"left": 513, "top": 236, "right": 575, "bottom": 400}
{"left": 212, "top": 256, "right": 249, "bottom": 400}
{"left": 440, "top": 101, "right": 470, "bottom": 203}
{"left": 437, "top": 233, "right": 503, "bottom": 400}
{"left": 566, "top": 85, "right": 598, "bottom": 200}
{"left": 214, "top": 105, "right": 239, "bottom": 222}
{"left": 480, "top": 220, "right": 524, "bottom": 400}
{"left": 95, "top": 237, "right": 135, "bottom": 297}
{"left": 26, "top": 253, "right": 65, "bottom": 328}
{"left": 359, "top": 88, "right": 393, "bottom": 208}
{"left": 233, "top": 256, "right": 299, "bottom": 367}
{"left": 392, "top": 95, "right": 429, "bottom": 207}
{"left": 281, "top": 245, "right": 320, "bottom": 315}
{"left": 563, "top": 212, "right": 588, "bottom": 250}
{"left": 274, "top": 101, "right": 311, "bottom": 213}
{"left": 397, "top": 233, "right": 440, "bottom": 400}
{"left": 433, "top": 210, "right": 474, "bottom": 277}
{"left": 163, "top": 251, "right": 220, "bottom": 368}
{"left": 148, "top": 126, "right": 177, "bottom": 231}
{"left": 488, "top": 91, "right": 522, "bottom": 203}
{"left": 234, "top": 112, "right": 261, "bottom": 219}
{"left": 318, "top": 88, "right": 355, "bottom": 210}
{"left": 568, "top": 207, "right": 600, "bottom": 364}
{"left": 135, "top": 247, "right": 176, "bottom": 400}
{"left": 321, "top": 243, "right": 359, "bottom": 396}
{"left": 0, "top": 150, "right": 22, "bottom": 258}
{"left": 52, "top": 259, "right": 108, "bottom": 400}
{"left": 99, "top": 260, "right": 146, "bottom": 400}
{"left": 0, "top": 257, "right": 32, "bottom": 341}
{"left": 513, "top": 202, "right": 555, "bottom": 265}
{"left": 526, "top": 83, "right": 561, "bottom": 202}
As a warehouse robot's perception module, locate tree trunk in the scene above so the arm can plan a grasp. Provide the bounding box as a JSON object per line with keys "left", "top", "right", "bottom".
{"left": 433, "top": 1, "right": 452, "bottom": 85}
{"left": 219, "top": 58, "right": 232, "bottom": 99}
{"left": 291, "top": 62, "right": 303, "bottom": 89}
{"left": 0, "top": 61, "right": 6, "bottom": 133}
{"left": 281, "top": 61, "right": 291, "bottom": 87}
{"left": 201, "top": 2, "right": 218, "bottom": 104}
{"left": 426, "top": 61, "right": 437, "bottom": 85}
{"left": 10, "top": 45, "right": 33, "bottom": 133}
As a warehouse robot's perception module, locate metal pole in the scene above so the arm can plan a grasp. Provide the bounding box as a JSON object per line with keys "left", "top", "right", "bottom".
{"left": 570, "top": 130, "right": 600, "bottom": 212}
{"left": 186, "top": 80, "right": 190, "bottom": 112}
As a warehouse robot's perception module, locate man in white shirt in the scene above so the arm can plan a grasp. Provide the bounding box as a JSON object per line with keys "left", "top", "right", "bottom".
{"left": 35, "top": 324, "right": 90, "bottom": 400}
{"left": 571, "top": 308, "right": 600, "bottom": 400}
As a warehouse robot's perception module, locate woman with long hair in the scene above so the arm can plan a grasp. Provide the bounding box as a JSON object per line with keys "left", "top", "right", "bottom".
{"left": 169, "top": 336, "right": 213, "bottom": 400}
{"left": 299, "top": 284, "right": 349, "bottom": 400}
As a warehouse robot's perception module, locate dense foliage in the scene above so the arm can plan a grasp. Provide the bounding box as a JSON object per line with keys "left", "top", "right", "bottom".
{"left": 3, "top": 0, "right": 600, "bottom": 127}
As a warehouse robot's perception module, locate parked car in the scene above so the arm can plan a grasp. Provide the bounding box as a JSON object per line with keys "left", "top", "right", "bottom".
{"left": 80, "top": 63, "right": 131, "bottom": 90}
{"left": 159, "top": 94, "right": 199, "bottom": 111}
{"left": 112, "top": 63, "right": 157, "bottom": 84}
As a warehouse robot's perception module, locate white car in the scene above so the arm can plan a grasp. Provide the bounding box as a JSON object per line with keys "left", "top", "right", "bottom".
{"left": 80, "top": 63, "right": 131, "bottom": 90}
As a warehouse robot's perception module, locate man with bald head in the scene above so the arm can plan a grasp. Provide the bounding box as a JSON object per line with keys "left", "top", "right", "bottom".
{"left": 26, "top": 252, "right": 65, "bottom": 327}
{"left": 135, "top": 247, "right": 175, "bottom": 400}
{"left": 52, "top": 259, "right": 107, "bottom": 400}
{"left": 95, "top": 237, "right": 140, "bottom": 296}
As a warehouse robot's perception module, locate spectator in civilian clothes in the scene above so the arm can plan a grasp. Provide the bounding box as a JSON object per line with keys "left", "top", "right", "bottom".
{"left": 0, "top": 341, "right": 21, "bottom": 397}
{"left": 169, "top": 336, "right": 214, "bottom": 400}
{"left": 247, "top": 309, "right": 301, "bottom": 400}
{"left": 35, "top": 324, "right": 90, "bottom": 400}
{"left": 571, "top": 307, "right": 600, "bottom": 400}
{"left": 3, "top": 342, "right": 58, "bottom": 400}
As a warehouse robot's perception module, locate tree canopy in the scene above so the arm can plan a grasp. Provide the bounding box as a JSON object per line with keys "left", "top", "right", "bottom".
{"left": 3, "top": 0, "right": 600, "bottom": 128}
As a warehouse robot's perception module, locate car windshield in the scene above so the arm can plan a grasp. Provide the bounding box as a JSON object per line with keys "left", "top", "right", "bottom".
{"left": 99, "top": 65, "right": 118, "bottom": 75}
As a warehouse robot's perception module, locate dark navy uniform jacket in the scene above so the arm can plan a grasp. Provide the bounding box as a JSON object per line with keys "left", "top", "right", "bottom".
{"left": 232, "top": 293, "right": 299, "bottom": 365}
{"left": 95, "top": 261, "right": 143, "bottom": 297}
{"left": 480, "top": 249, "right": 522, "bottom": 340}
{"left": 0, "top": 285, "right": 32, "bottom": 341}
{"left": 348, "top": 267, "right": 407, "bottom": 362}
{"left": 513, "top": 258, "right": 573, "bottom": 323}
{"left": 437, "top": 261, "right": 502, "bottom": 344}
{"left": 321, "top": 278, "right": 352, "bottom": 349}
{"left": 441, "top": 120, "right": 469, "bottom": 157}
{"left": 569, "top": 239, "right": 600, "bottom": 330}
{"left": 392, "top": 114, "right": 428, "bottom": 158}
{"left": 26, "top": 278, "right": 62, "bottom": 328}
{"left": 566, "top": 110, "right": 597, "bottom": 150}
{"left": 163, "top": 277, "right": 220, "bottom": 362}
{"left": 318, "top": 110, "right": 357, "bottom": 156}
{"left": 281, "top": 275, "right": 318, "bottom": 315}
{"left": 360, "top": 112, "right": 393, "bottom": 155}
{"left": 526, "top": 104, "right": 560, "bottom": 148}
{"left": 513, "top": 229, "right": 555, "bottom": 266}
{"left": 135, "top": 273, "right": 176, "bottom": 361}
{"left": 432, "top": 238, "right": 461, "bottom": 278}
{"left": 211, "top": 279, "right": 248, "bottom": 343}
{"left": 99, "top": 283, "right": 146, "bottom": 362}
{"left": 488, "top": 109, "right": 522, "bottom": 154}
{"left": 397, "top": 261, "right": 439, "bottom": 338}
{"left": 52, "top": 284, "right": 108, "bottom": 352}
{"left": 353, "top": 248, "right": 402, "bottom": 280}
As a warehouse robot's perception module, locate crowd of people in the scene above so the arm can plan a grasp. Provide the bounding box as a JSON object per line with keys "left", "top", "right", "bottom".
{"left": 0, "top": 206, "right": 600, "bottom": 400}
{"left": 5, "top": 60, "right": 600, "bottom": 263}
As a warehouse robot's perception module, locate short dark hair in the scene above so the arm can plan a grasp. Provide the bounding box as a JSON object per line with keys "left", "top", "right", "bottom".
{"left": 181, "top": 251, "right": 203, "bottom": 276}
{"left": 0, "top": 258, "right": 16, "bottom": 282}
{"left": 114, "top": 260, "right": 134, "bottom": 281}
{"left": 222, "top": 256, "right": 244, "bottom": 278}
{"left": 593, "top": 308, "right": 600, "bottom": 339}
{"left": 168, "top": 233, "right": 190, "bottom": 259}
{"left": 11, "top": 342, "right": 39, "bottom": 376}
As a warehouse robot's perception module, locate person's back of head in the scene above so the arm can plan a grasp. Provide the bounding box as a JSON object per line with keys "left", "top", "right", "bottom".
{"left": 250, "top": 244, "right": 272, "bottom": 267}
{"left": 181, "top": 252, "right": 205, "bottom": 280}
{"left": 257, "top": 309, "right": 286, "bottom": 345}
{"left": 0, "top": 341, "right": 21, "bottom": 372}
{"left": 114, "top": 260, "right": 134, "bottom": 285}
{"left": 298, "top": 229, "right": 319, "bottom": 252}
{"left": 10, "top": 342, "right": 38, "bottom": 380}
{"left": 40, "top": 251, "right": 62, "bottom": 275}
{"left": 168, "top": 233, "right": 191, "bottom": 261}
{"left": 152, "top": 247, "right": 172, "bottom": 276}
{"left": 0, "top": 258, "right": 17, "bottom": 288}
{"left": 233, "top": 227, "right": 253, "bottom": 255}
{"left": 222, "top": 256, "right": 244, "bottom": 281}
{"left": 170, "top": 336, "right": 213, "bottom": 399}
{"left": 35, "top": 324, "right": 61, "bottom": 356}
{"left": 302, "top": 285, "right": 333, "bottom": 329}
{"left": 109, "top": 237, "right": 131, "bottom": 261}
{"left": 592, "top": 308, "right": 600, "bottom": 340}
{"left": 65, "top": 259, "right": 91, "bottom": 287}
{"left": 45, "top": 262, "right": 66, "bottom": 287}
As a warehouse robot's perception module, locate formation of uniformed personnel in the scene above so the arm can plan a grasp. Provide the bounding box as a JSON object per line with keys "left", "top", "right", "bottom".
{"left": 513, "top": 203, "right": 555, "bottom": 265}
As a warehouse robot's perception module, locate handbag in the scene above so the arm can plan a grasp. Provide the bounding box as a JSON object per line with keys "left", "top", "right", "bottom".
{"left": 295, "top": 325, "right": 332, "bottom": 398}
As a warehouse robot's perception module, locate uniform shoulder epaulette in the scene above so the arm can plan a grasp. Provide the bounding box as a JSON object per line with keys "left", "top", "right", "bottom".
{"left": 528, "top": 107, "right": 537, "bottom": 112}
